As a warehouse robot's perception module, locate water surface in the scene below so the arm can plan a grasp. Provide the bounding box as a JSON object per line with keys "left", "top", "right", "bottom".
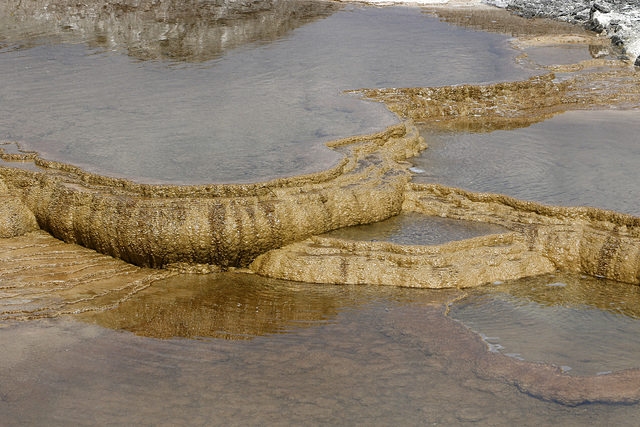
{"left": 322, "top": 211, "right": 508, "bottom": 245}
{"left": 1, "top": 278, "right": 639, "bottom": 425}
{"left": 412, "top": 109, "right": 640, "bottom": 216}
{"left": 0, "top": 3, "right": 534, "bottom": 184}
{"left": 450, "top": 272, "right": 640, "bottom": 376}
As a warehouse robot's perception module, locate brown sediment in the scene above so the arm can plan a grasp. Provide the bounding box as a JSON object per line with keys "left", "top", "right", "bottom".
{"left": 0, "top": 121, "right": 426, "bottom": 269}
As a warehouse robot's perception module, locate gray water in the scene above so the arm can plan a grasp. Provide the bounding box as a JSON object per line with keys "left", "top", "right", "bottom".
{"left": 322, "top": 211, "right": 509, "bottom": 245}
{"left": 450, "top": 272, "right": 640, "bottom": 376}
{"left": 412, "top": 109, "right": 640, "bottom": 216}
{"left": 0, "top": 278, "right": 638, "bottom": 426}
{"left": 0, "top": 3, "right": 533, "bottom": 184}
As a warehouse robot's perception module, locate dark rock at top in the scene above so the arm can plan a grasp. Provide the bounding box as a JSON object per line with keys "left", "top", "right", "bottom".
{"left": 593, "top": 1, "right": 612, "bottom": 13}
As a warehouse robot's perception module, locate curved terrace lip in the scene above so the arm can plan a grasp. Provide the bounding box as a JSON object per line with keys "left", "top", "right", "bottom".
{"left": 3, "top": 1, "right": 640, "bottom": 411}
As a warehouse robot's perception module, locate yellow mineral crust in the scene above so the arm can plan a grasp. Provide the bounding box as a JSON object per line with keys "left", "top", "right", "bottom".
{"left": 0, "top": 178, "right": 39, "bottom": 238}
{"left": 250, "top": 232, "right": 556, "bottom": 288}
{"left": 251, "top": 183, "right": 640, "bottom": 288}
{"left": 352, "top": 69, "right": 640, "bottom": 132}
{"left": 0, "top": 121, "right": 426, "bottom": 268}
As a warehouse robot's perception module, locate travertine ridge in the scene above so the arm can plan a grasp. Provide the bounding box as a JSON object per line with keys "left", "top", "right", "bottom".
{"left": 0, "top": 122, "right": 425, "bottom": 269}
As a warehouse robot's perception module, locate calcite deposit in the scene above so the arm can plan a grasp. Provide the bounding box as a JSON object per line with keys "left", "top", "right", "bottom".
{"left": 251, "top": 63, "right": 640, "bottom": 288}
{"left": 3, "top": 3, "right": 640, "bottom": 408}
{"left": 0, "top": 231, "right": 174, "bottom": 320}
{"left": 0, "top": 122, "right": 425, "bottom": 269}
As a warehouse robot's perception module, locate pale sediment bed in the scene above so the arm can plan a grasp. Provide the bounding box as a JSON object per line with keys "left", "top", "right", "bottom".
{"left": 0, "top": 231, "right": 174, "bottom": 320}
{"left": 0, "top": 121, "right": 425, "bottom": 269}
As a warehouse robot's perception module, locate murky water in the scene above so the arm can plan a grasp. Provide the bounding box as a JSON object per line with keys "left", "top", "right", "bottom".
{"left": 412, "top": 109, "right": 640, "bottom": 216}
{"left": 0, "top": 2, "right": 533, "bottom": 184}
{"left": 0, "top": 280, "right": 638, "bottom": 425}
{"left": 322, "top": 211, "right": 508, "bottom": 245}
{"left": 450, "top": 272, "right": 640, "bottom": 376}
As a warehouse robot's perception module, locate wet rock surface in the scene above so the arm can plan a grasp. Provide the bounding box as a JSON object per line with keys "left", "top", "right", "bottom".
{"left": 3, "top": 2, "right": 640, "bottom": 416}
{"left": 0, "top": 231, "right": 173, "bottom": 320}
{"left": 0, "top": 122, "right": 425, "bottom": 269}
{"left": 483, "top": 0, "right": 640, "bottom": 64}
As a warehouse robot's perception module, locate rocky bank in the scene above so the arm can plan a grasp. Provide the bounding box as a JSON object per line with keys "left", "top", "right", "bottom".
{"left": 483, "top": 0, "right": 640, "bottom": 65}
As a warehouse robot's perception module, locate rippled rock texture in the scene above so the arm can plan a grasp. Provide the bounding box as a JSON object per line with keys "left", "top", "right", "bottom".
{"left": 0, "top": 122, "right": 425, "bottom": 269}
{"left": 0, "top": 231, "right": 173, "bottom": 320}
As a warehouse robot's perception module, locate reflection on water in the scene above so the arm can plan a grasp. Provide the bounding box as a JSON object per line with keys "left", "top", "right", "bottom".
{"left": 3, "top": 2, "right": 640, "bottom": 424}
{"left": 412, "top": 109, "right": 640, "bottom": 216}
{"left": 450, "top": 272, "right": 640, "bottom": 376}
{"left": 321, "top": 211, "right": 508, "bottom": 245}
{"left": 0, "top": 2, "right": 535, "bottom": 184}
{"left": 1, "top": 289, "right": 640, "bottom": 424}
{"left": 0, "top": 0, "right": 341, "bottom": 63}
{"left": 80, "top": 273, "right": 366, "bottom": 340}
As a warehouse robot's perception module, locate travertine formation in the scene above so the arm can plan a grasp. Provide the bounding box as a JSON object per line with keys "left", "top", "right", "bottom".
{"left": 352, "top": 68, "right": 640, "bottom": 132}
{"left": 251, "top": 65, "right": 640, "bottom": 288}
{"left": 0, "top": 231, "right": 173, "bottom": 320}
{"left": 251, "top": 182, "right": 640, "bottom": 288}
{"left": 0, "top": 122, "right": 425, "bottom": 269}
{"left": 3, "top": 6, "right": 640, "bottom": 406}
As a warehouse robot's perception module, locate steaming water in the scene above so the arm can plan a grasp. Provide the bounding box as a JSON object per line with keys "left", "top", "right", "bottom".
{"left": 0, "top": 3, "right": 532, "bottom": 184}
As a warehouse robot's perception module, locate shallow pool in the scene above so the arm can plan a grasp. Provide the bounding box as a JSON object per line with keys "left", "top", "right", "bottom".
{"left": 0, "top": 2, "right": 533, "bottom": 184}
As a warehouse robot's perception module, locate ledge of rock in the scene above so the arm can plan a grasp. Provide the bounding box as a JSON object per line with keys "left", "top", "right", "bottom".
{"left": 0, "top": 121, "right": 425, "bottom": 269}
